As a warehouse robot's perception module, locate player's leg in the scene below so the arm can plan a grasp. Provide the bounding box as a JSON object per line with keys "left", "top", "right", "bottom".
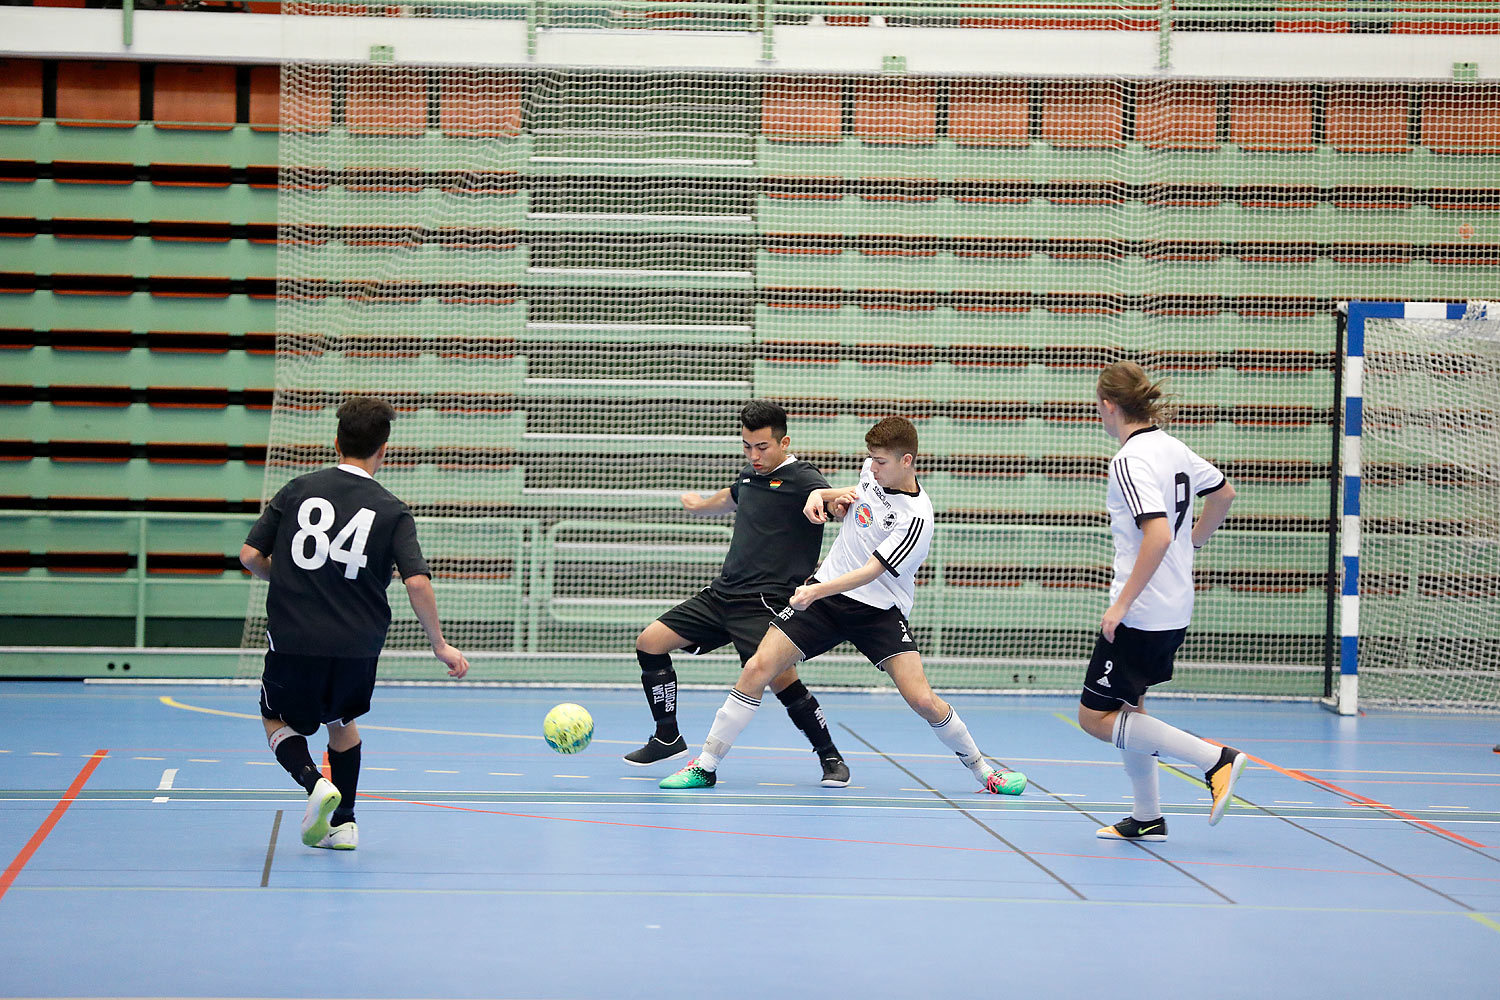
{"left": 660, "top": 626, "right": 803, "bottom": 789}
{"left": 729, "top": 599, "right": 848, "bottom": 787}
{"left": 317, "top": 719, "right": 361, "bottom": 850}
{"left": 1078, "top": 628, "right": 1244, "bottom": 827}
{"left": 628, "top": 619, "right": 694, "bottom": 765}
{"left": 258, "top": 653, "right": 340, "bottom": 847}
{"left": 310, "top": 655, "right": 376, "bottom": 849}
{"left": 630, "top": 590, "right": 735, "bottom": 765}
{"left": 768, "top": 666, "right": 849, "bottom": 787}
{"left": 882, "top": 652, "right": 1026, "bottom": 794}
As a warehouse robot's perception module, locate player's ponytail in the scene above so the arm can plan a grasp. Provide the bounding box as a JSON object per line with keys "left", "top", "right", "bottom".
{"left": 1097, "top": 361, "right": 1174, "bottom": 425}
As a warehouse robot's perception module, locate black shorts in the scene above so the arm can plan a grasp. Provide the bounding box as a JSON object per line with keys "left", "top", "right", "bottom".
{"left": 1080, "top": 625, "right": 1186, "bottom": 711}
{"left": 770, "top": 593, "right": 919, "bottom": 669}
{"left": 259, "top": 650, "right": 379, "bottom": 735}
{"left": 656, "top": 587, "right": 784, "bottom": 663}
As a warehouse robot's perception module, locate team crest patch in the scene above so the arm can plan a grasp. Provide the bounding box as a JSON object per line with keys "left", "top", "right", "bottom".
{"left": 882, "top": 512, "right": 897, "bottom": 530}
{"left": 854, "top": 503, "right": 874, "bottom": 526}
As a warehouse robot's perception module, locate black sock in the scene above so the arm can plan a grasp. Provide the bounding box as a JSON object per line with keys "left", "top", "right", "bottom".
{"left": 273, "top": 733, "right": 322, "bottom": 794}
{"left": 328, "top": 742, "right": 361, "bottom": 826}
{"left": 776, "top": 680, "right": 837, "bottom": 756}
{"left": 638, "top": 651, "right": 679, "bottom": 741}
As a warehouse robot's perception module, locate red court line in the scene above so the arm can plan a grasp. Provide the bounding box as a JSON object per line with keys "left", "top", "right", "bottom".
{"left": 0, "top": 749, "right": 110, "bottom": 904}
{"left": 361, "top": 792, "right": 1500, "bottom": 883}
{"left": 1217, "top": 744, "right": 1491, "bottom": 850}
{"left": 1288, "top": 768, "right": 1490, "bottom": 849}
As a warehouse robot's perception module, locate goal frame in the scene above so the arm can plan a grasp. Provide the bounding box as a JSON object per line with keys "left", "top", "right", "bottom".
{"left": 1332, "top": 300, "right": 1480, "bottom": 716}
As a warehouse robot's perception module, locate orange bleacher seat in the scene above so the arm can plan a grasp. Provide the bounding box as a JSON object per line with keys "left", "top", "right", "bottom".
{"left": 1040, "top": 82, "right": 1124, "bottom": 149}
{"left": 853, "top": 79, "right": 937, "bottom": 145}
{"left": 439, "top": 71, "right": 522, "bottom": 139}
{"left": 1420, "top": 84, "right": 1500, "bottom": 154}
{"left": 1136, "top": 81, "right": 1219, "bottom": 151}
{"left": 948, "top": 81, "right": 1029, "bottom": 148}
{"left": 763, "top": 78, "right": 842, "bottom": 143}
{"left": 56, "top": 61, "right": 140, "bottom": 128}
{"left": 1325, "top": 84, "right": 1410, "bottom": 154}
{"left": 248, "top": 66, "right": 281, "bottom": 132}
{"left": 348, "top": 67, "right": 429, "bottom": 137}
{"left": 1229, "top": 83, "right": 1315, "bottom": 152}
{"left": 154, "top": 63, "right": 237, "bottom": 131}
{"left": 0, "top": 59, "right": 43, "bottom": 126}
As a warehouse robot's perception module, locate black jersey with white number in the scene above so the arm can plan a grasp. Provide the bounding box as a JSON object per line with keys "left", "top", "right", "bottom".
{"left": 714, "top": 456, "right": 829, "bottom": 598}
{"left": 245, "top": 465, "right": 429, "bottom": 657}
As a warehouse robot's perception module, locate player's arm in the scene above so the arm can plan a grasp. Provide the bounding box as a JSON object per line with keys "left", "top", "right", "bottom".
{"left": 1101, "top": 515, "right": 1171, "bottom": 642}
{"left": 802, "top": 486, "right": 859, "bottom": 524}
{"left": 403, "top": 573, "right": 469, "bottom": 679}
{"left": 239, "top": 544, "right": 272, "bottom": 582}
{"left": 789, "top": 555, "right": 885, "bottom": 610}
{"left": 1191, "top": 480, "right": 1236, "bottom": 550}
{"left": 681, "top": 486, "right": 736, "bottom": 515}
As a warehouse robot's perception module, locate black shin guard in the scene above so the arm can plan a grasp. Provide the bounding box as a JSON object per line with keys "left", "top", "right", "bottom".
{"left": 272, "top": 733, "right": 322, "bottom": 794}
{"left": 638, "top": 651, "right": 679, "bottom": 741}
{"left": 776, "top": 680, "right": 836, "bottom": 755}
{"left": 328, "top": 742, "right": 361, "bottom": 825}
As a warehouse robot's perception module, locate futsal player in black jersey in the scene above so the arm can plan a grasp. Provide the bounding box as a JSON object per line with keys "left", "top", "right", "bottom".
{"left": 626, "top": 400, "right": 851, "bottom": 786}
{"left": 241, "top": 396, "right": 469, "bottom": 850}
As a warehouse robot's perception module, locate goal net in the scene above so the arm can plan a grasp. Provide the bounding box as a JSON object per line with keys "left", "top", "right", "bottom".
{"left": 241, "top": 5, "right": 1500, "bottom": 696}
{"left": 1344, "top": 301, "right": 1500, "bottom": 711}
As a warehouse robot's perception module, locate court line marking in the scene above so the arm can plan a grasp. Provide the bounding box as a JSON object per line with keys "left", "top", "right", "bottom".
{"left": 1470, "top": 913, "right": 1500, "bottom": 935}
{"left": 837, "top": 724, "right": 1087, "bottom": 902}
{"left": 0, "top": 749, "right": 109, "bottom": 904}
{"left": 152, "top": 768, "right": 177, "bottom": 804}
{"left": 1047, "top": 710, "right": 1492, "bottom": 851}
{"left": 13, "top": 884, "right": 1500, "bottom": 925}
{"left": 260, "top": 810, "right": 281, "bottom": 888}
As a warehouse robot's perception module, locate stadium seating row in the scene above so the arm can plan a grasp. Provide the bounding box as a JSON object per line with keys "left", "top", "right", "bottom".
{"left": 5, "top": 59, "right": 1499, "bottom": 154}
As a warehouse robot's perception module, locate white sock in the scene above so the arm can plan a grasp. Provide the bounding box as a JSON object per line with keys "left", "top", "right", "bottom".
{"left": 1114, "top": 712, "right": 1220, "bottom": 772}
{"left": 1121, "top": 750, "right": 1162, "bottom": 821}
{"left": 696, "top": 689, "right": 760, "bottom": 772}
{"left": 929, "top": 707, "right": 989, "bottom": 780}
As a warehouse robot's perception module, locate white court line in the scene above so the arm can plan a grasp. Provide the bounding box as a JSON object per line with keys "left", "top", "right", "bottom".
{"left": 152, "top": 768, "right": 177, "bottom": 804}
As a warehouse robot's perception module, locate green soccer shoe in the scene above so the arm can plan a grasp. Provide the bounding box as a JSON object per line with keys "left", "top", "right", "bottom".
{"left": 659, "top": 761, "right": 717, "bottom": 789}
{"left": 984, "top": 767, "right": 1027, "bottom": 796}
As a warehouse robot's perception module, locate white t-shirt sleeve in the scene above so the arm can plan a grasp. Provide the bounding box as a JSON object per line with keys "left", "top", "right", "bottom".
{"left": 1188, "top": 447, "right": 1226, "bottom": 495}
{"left": 873, "top": 510, "right": 932, "bottom": 578}
{"left": 1113, "top": 454, "right": 1167, "bottom": 522}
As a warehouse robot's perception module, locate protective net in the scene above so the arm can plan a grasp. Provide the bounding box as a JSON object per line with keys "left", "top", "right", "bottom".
{"left": 242, "top": 4, "right": 1500, "bottom": 694}
{"left": 1356, "top": 303, "right": 1500, "bottom": 710}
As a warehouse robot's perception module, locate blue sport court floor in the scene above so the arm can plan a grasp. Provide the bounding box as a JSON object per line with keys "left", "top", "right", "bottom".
{"left": 1, "top": 680, "right": 1498, "bottom": 999}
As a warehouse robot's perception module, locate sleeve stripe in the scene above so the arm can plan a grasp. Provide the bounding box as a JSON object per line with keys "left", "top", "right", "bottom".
{"left": 884, "top": 516, "right": 926, "bottom": 571}
{"left": 1197, "top": 476, "right": 1227, "bottom": 497}
{"left": 1114, "top": 457, "right": 1146, "bottom": 515}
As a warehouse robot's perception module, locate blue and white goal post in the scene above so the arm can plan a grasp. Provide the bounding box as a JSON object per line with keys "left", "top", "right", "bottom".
{"left": 1333, "top": 300, "right": 1496, "bottom": 716}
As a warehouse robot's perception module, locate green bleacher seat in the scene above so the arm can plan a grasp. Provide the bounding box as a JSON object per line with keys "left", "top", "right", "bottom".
{"left": 0, "top": 180, "right": 276, "bottom": 225}
{"left": 7, "top": 346, "right": 273, "bottom": 390}
{"left": 4, "top": 402, "right": 269, "bottom": 445}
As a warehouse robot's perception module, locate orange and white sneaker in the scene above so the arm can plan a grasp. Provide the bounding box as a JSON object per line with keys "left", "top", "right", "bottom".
{"left": 1205, "top": 747, "right": 1247, "bottom": 825}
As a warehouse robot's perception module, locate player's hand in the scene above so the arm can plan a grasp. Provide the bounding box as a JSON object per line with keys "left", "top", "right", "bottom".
{"left": 680, "top": 492, "right": 705, "bottom": 512}
{"left": 1100, "top": 603, "right": 1126, "bottom": 644}
{"left": 790, "top": 583, "right": 821, "bottom": 611}
{"left": 803, "top": 494, "right": 828, "bottom": 524}
{"left": 435, "top": 642, "right": 469, "bottom": 679}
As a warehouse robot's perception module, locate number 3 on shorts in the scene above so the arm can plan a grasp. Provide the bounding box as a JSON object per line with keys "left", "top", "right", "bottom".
{"left": 291, "top": 497, "right": 376, "bottom": 580}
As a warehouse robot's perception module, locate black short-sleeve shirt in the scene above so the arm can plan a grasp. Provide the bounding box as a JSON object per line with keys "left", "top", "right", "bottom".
{"left": 244, "top": 466, "right": 429, "bottom": 657}
{"left": 714, "top": 458, "right": 829, "bottom": 598}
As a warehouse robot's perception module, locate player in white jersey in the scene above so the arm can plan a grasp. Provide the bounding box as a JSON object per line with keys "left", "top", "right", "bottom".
{"left": 1079, "top": 361, "right": 1245, "bottom": 842}
{"left": 661, "top": 417, "right": 1027, "bottom": 794}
